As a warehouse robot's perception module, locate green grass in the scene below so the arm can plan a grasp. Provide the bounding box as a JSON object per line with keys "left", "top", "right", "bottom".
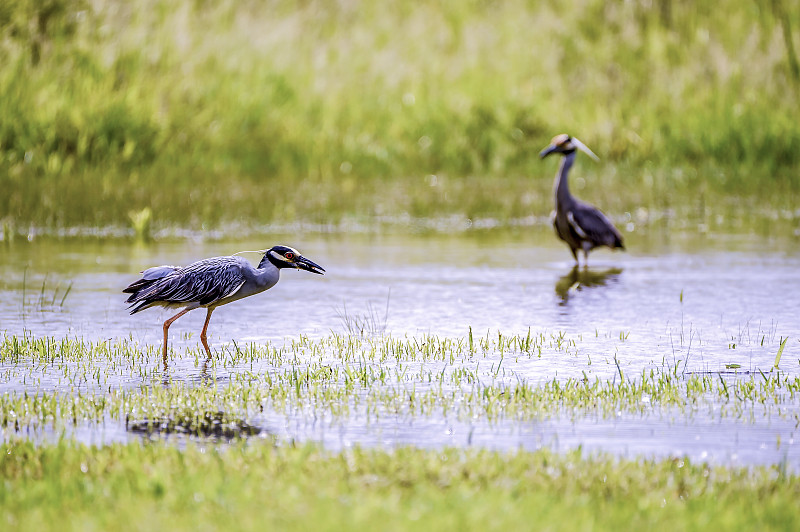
{"left": 1, "top": 440, "right": 798, "bottom": 531}
{"left": 2, "top": 332, "right": 799, "bottom": 529}
{"left": 1, "top": 0, "right": 799, "bottom": 231}
{"left": 2, "top": 333, "right": 799, "bottom": 432}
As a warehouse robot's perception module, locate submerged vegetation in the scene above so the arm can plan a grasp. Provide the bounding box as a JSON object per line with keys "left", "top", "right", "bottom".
{"left": 1, "top": 324, "right": 798, "bottom": 528}
{"left": 1, "top": 329, "right": 799, "bottom": 528}
{"left": 2, "top": 331, "right": 799, "bottom": 529}
{"left": 1, "top": 332, "right": 798, "bottom": 433}
{"left": 1, "top": 0, "right": 799, "bottom": 231}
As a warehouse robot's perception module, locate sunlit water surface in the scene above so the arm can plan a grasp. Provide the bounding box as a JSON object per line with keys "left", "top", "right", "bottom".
{"left": 1, "top": 228, "right": 799, "bottom": 468}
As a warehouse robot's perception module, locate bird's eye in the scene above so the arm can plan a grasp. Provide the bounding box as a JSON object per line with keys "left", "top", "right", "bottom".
{"left": 284, "top": 252, "right": 294, "bottom": 260}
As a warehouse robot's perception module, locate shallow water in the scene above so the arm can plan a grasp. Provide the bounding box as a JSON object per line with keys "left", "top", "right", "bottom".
{"left": 1, "top": 227, "right": 799, "bottom": 467}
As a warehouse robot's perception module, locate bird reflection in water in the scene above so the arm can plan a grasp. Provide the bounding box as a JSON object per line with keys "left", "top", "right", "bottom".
{"left": 555, "top": 265, "right": 623, "bottom": 304}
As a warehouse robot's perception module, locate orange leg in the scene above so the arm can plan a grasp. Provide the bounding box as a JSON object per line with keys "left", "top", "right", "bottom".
{"left": 162, "top": 308, "right": 193, "bottom": 366}
{"left": 200, "top": 307, "right": 214, "bottom": 359}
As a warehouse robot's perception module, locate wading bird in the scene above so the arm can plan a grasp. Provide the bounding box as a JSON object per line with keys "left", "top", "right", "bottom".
{"left": 540, "top": 134, "right": 624, "bottom": 265}
{"left": 124, "top": 245, "right": 325, "bottom": 365}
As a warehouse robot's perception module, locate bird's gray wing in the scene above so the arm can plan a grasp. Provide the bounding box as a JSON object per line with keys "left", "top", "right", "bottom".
{"left": 568, "top": 204, "right": 624, "bottom": 247}
{"left": 132, "top": 257, "right": 247, "bottom": 307}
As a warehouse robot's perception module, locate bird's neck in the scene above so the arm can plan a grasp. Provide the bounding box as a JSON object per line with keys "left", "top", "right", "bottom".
{"left": 553, "top": 151, "right": 575, "bottom": 205}
{"left": 254, "top": 255, "right": 281, "bottom": 289}
{"left": 258, "top": 252, "right": 282, "bottom": 270}
{"left": 256, "top": 254, "right": 280, "bottom": 275}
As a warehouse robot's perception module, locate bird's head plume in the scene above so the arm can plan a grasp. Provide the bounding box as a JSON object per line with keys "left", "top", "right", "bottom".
{"left": 539, "top": 134, "right": 599, "bottom": 161}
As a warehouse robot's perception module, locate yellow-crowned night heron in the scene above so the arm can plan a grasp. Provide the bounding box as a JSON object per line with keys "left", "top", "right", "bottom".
{"left": 123, "top": 245, "right": 324, "bottom": 364}
{"left": 540, "top": 134, "right": 624, "bottom": 264}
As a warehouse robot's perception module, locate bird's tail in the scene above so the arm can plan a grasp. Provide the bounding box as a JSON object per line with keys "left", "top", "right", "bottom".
{"left": 123, "top": 265, "right": 179, "bottom": 305}
{"left": 123, "top": 278, "right": 155, "bottom": 297}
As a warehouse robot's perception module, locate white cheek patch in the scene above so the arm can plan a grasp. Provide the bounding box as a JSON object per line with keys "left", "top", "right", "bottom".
{"left": 271, "top": 251, "right": 291, "bottom": 263}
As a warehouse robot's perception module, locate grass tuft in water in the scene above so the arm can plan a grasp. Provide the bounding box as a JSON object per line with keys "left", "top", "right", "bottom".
{"left": 774, "top": 336, "right": 789, "bottom": 371}
{"left": 1, "top": 332, "right": 798, "bottom": 435}
{"left": 335, "top": 292, "right": 390, "bottom": 337}
{"left": 128, "top": 207, "right": 153, "bottom": 241}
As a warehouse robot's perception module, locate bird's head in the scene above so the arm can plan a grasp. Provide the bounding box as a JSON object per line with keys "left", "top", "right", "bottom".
{"left": 262, "top": 245, "right": 325, "bottom": 274}
{"left": 539, "top": 134, "right": 599, "bottom": 161}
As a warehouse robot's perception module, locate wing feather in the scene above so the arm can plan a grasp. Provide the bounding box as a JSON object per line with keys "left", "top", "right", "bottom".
{"left": 569, "top": 203, "right": 624, "bottom": 248}
{"left": 127, "top": 256, "right": 247, "bottom": 312}
{"left": 566, "top": 211, "right": 589, "bottom": 239}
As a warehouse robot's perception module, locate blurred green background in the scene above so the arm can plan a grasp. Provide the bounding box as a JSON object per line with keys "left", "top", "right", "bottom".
{"left": 1, "top": 0, "right": 798, "bottom": 232}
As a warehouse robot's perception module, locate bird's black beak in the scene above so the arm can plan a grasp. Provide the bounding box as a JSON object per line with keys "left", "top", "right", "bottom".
{"left": 539, "top": 145, "right": 558, "bottom": 159}
{"left": 295, "top": 256, "right": 325, "bottom": 275}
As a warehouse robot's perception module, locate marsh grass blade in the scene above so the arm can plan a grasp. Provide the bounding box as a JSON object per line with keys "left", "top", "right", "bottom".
{"left": 773, "top": 336, "right": 788, "bottom": 371}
